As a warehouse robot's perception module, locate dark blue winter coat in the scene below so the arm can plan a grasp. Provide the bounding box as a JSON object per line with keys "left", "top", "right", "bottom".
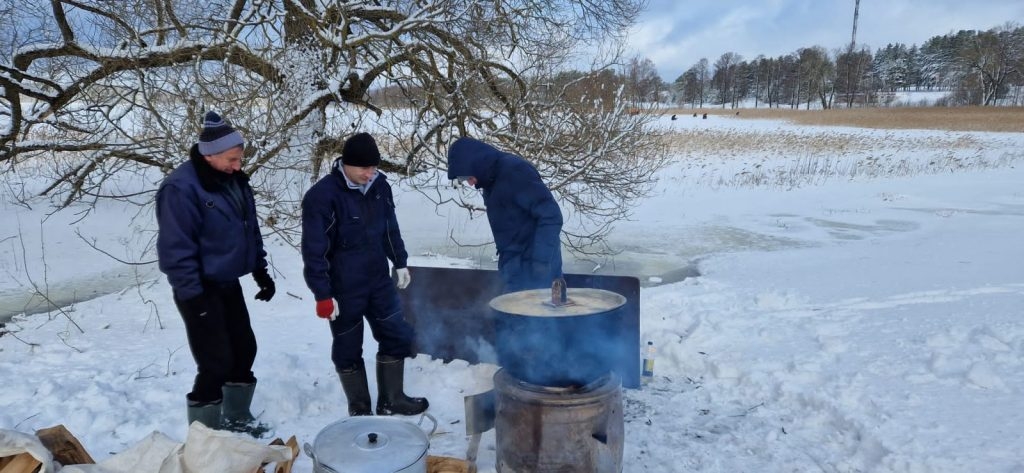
{"left": 301, "top": 162, "right": 408, "bottom": 302}
{"left": 447, "top": 137, "right": 563, "bottom": 290}
{"left": 156, "top": 145, "right": 268, "bottom": 301}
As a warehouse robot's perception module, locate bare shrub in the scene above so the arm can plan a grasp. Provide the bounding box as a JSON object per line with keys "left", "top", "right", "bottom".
{"left": 1, "top": 0, "right": 665, "bottom": 256}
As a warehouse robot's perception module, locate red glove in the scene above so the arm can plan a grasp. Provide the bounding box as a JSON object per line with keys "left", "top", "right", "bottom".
{"left": 316, "top": 298, "right": 339, "bottom": 320}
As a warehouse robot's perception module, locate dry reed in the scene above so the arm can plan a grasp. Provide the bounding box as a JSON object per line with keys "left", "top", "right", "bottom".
{"left": 656, "top": 107, "right": 1023, "bottom": 189}
{"left": 659, "top": 127, "right": 989, "bottom": 159}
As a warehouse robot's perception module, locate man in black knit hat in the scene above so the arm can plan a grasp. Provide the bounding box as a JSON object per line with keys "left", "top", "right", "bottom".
{"left": 300, "top": 132, "right": 428, "bottom": 417}
{"left": 156, "top": 111, "right": 276, "bottom": 435}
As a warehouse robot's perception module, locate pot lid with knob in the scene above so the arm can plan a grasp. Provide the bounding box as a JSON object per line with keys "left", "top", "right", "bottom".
{"left": 305, "top": 416, "right": 431, "bottom": 473}
{"left": 489, "top": 284, "right": 626, "bottom": 317}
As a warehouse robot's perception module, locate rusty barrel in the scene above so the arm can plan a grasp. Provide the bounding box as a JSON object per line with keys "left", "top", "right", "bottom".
{"left": 493, "top": 368, "right": 624, "bottom": 473}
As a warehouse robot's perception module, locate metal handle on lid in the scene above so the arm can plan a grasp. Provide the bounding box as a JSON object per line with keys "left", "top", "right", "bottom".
{"left": 418, "top": 412, "right": 439, "bottom": 437}
{"left": 550, "top": 277, "right": 568, "bottom": 306}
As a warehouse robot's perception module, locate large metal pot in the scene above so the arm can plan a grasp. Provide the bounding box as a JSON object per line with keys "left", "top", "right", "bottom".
{"left": 304, "top": 416, "right": 435, "bottom": 473}
{"left": 490, "top": 287, "right": 627, "bottom": 387}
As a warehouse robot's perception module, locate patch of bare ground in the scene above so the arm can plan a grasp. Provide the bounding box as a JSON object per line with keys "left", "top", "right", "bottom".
{"left": 665, "top": 107, "right": 1024, "bottom": 133}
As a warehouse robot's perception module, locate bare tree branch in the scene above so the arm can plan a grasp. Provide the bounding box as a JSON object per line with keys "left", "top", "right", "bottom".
{"left": 2, "top": 0, "right": 665, "bottom": 255}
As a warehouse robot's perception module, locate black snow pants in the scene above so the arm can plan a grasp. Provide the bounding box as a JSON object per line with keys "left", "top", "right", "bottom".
{"left": 174, "top": 279, "right": 258, "bottom": 403}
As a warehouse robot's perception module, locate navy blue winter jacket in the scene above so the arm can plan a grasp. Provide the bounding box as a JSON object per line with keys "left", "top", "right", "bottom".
{"left": 301, "top": 162, "right": 408, "bottom": 302}
{"left": 447, "top": 137, "right": 563, "bottom": 288}
{"left": 156, "top": 145, "right": 268, "bottom": 300}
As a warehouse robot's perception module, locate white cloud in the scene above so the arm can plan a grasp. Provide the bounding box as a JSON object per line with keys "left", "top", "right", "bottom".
{"left": 628, "top": 0, "right": 1024, "bottom": 80}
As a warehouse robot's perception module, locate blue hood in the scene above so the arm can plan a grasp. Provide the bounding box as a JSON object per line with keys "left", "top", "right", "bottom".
{"left": 447, "top": 137, "right": 501, "bottom": 188}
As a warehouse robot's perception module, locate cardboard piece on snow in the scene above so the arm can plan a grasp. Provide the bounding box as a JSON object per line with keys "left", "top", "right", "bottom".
{"left": 35, "top": 425, "right": 94, "bottom": 466}
{"left": 0, "top": 453, "right": 42, "bottom": 473}
{"left": 266, "top": 436, "right": 299, "bottom": 473}
{"left": 0, "top": 429, "right": 54, "bottom": 473}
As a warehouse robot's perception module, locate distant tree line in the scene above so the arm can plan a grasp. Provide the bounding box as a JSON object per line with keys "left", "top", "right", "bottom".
{"left": 657, "top": 23, "right": 1024, "bottom": 108}
{"left": 374, "top": 55, "right": 667, "bottom": 115}
{"left": 508, "top": 23, "right": 1024, "bottom": 111}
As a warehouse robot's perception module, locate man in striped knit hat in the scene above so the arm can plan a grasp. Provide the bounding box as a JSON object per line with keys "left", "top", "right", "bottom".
{"left": 156, "top": 111, "right": 276, "bottom": 436}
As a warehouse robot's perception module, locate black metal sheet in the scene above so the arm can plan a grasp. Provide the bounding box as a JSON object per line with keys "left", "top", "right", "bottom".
{"left": 400, "top": 267, "right": 641, "bottom": 389}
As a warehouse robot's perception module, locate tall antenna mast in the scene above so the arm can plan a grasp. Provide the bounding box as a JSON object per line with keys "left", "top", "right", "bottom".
{"left": 850, "top": 0, "right": 861, "bottom": 50}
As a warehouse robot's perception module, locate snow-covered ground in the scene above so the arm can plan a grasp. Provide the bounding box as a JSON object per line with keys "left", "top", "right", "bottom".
{"left": 2, "top": 115, "right": 1023, "bottom": 472}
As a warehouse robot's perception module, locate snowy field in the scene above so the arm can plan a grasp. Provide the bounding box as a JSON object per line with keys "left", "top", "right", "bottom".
{"left": 2, "top": 114, "right": 1024, "bottom": 472}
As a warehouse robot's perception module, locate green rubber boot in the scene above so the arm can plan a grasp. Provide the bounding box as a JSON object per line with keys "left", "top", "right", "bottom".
{"left": 222, "top": 382, "right": 271, "bottom": 437}
{"left": 186, "top": 399, "right": 221, "bottom": 430}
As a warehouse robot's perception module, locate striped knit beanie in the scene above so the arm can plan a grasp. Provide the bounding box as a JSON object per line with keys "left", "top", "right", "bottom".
{"left": 197, "top": 111, "right": 244, "bottom": 156}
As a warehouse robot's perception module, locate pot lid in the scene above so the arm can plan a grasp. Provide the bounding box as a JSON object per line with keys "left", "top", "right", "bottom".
{"left": 489, "top": 288, "right": 626, "bottom": 317}
{"left": 311, "top": 417, "right": 428, "bottom": 473}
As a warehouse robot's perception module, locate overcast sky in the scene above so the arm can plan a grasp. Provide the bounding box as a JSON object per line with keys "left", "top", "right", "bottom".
{"left": 628, "top": 0, "right": 1024, "bottom": 81}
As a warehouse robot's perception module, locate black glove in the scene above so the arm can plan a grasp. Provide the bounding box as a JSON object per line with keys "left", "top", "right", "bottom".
{"left": 252, "top": 267, "right": 276, "bottom": 302}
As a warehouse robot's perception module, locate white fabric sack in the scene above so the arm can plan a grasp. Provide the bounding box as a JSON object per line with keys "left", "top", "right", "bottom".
{"left": 60, "top": 423, "right": 290, "bottom": 473}
{"left": 168, "top": 422, "right": 291, "bottom": 473}
{"left": 0, "top": 429, "right": 55, "bottom": 473}
{"left": 59, "top": 431, "right": 180, "bottom": 473}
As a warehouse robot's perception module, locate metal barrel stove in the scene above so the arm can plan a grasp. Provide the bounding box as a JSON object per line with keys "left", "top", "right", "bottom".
{"left": 487, "top": 283, "right": 626, "bottom": 473}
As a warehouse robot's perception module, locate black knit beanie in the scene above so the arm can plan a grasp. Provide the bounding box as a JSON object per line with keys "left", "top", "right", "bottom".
{"left": 197, "top": 111, "right": 244, "bottom": 156}
{"left": 341, "top": 132, "right": 382, "bottom": 167}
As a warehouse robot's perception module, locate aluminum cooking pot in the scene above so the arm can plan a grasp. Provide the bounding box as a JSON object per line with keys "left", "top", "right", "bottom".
{"left": 304, "top": 415, "right": 437, "bottom": 473}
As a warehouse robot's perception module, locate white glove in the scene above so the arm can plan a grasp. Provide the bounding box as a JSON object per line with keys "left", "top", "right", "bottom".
{"left": 395, "top": 267, "right": 411, "bottom": 289}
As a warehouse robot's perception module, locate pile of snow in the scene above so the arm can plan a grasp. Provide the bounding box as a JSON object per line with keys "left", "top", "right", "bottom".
{"left": 2, "top": 116, "right": 1023, "bottom": 471}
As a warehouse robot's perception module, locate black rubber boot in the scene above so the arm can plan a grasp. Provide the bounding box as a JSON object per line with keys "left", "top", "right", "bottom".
{"left": 338, "top": 363, "right": 373, "bottom": 416}
{"left": 186, "top": 398, "right": 221, "bottom": 429}
{"left": 375, "top": 354, "right": 429, "bottom": 416}
{"left": 222, "top": 382, "right": 271, "bottom": 437}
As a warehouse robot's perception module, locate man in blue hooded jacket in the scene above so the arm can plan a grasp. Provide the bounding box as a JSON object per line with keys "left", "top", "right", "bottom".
{"left": 446, "top": 137, "right": 564, "bottom": 292}
{"left": 301, "top": 132, "right": 428, "bottom": 417}
{"left": 156, "top": 111, "right": 276, "bottom": 435}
